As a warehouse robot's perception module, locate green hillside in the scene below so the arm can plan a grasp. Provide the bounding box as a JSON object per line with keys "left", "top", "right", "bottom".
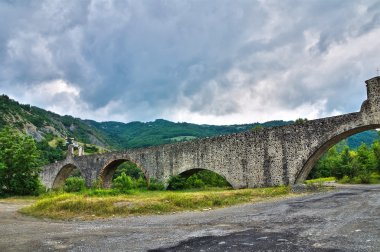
{"left": 0, "top": 94, "right": 378, "bottom": 157}
{"left": 85, "top": 119, "right": 292, "bottom": 149}
{"left": 0, "top": 95, "right": 109, "bottom": 147}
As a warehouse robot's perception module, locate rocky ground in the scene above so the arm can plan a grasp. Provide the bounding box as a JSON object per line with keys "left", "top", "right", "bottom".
{"left": 0, "top": 184, "right": 379, "bottom": 252}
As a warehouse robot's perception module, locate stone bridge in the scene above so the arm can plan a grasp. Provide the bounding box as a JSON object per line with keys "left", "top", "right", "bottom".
{"left": 41, "top": 77, "right": 380, "bottom": 189}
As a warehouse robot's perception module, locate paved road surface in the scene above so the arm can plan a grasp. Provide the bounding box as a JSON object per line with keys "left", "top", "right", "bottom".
{"left": 0, "top": 184, "right": 379, "bottom": 251}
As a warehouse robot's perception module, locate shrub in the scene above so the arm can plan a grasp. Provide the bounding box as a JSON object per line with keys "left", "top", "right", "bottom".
{"left": 186, "top": 176, "right": 205, "bottom": 189}
{"left": 295, "top": 118, "right": 308, "bottom": 124}
{"left": 91, "top": 178, "right": 103, "bottom": 189}
{"left": 358, "top": 171, "right": 371, "bottom": 184}
{"left": 251, "top": 125, "right": 264, "bottom": 132}
{"left": 113, "top": 161, "right": 144, "bottom": 180}
{"left": 113, "top": 172, "right": 135, "bottom": 192}
{"left": 148, "top": 179, "right": 165, "bottom": 191}
{"left": 167, "top": 171, "right": 231, "bottom": 190}
{"left": 64, "top": 177, "right": 86, "bottom": 192}
{"left": 167, "top": 175, "right": 187, "bottom": 190}
{"left": 135, "top": 176, "right": 148, "bottom": 189}
{"left": 339, "top": 175, "right": 351, "bottom": 184}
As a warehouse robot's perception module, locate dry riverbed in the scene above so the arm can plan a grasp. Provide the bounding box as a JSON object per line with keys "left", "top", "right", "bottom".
{"left": 0, "top": 184, "right": 379, "bottom": 251}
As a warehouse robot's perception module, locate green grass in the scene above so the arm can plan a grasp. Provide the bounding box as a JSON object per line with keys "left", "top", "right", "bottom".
{"left": 370, "top": 172, "right": 380, "bottom": 183}
{"left": 338, "top": 172, "right": 380, "bottom": 184}
{"left": 304, "top": 177, "right": 336, "bottom": 185}
{"left": 20, "top": 186, "right": 293, "bottom": 220}
{"left": 306, "top": 172, "right": 380, "bottom": 185}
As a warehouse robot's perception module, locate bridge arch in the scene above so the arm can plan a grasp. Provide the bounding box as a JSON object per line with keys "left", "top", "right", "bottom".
{"left": 52, "top": 163, "right": 84, "bottom": 189}
{"left": 99, "top": 158, "right": 148, "bottom": 188}
{"left": 296, "top": 124, "right": 380, "bottom": 183}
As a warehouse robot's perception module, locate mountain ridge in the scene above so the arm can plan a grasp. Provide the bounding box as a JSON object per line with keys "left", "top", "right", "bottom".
{"left": 0, "top": 94, "right": 377, "bottom": 151}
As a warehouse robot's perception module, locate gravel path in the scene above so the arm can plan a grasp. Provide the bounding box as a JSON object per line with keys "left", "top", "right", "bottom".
{"left": 0, "top": 184, "right": 379, "bottom": 252}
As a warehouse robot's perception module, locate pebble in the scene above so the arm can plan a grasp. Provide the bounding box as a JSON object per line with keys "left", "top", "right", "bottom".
{"left": 218, "top": 241, "right": 226, "bottom": 245}
{"left": 256, "top": 236, "right": 268, "bottom": 240}
{"left": 241, "top": 243, "right": 254, "bottom": 246}
{"left": 277, "top": 239, "right": 288, "bottom": 242}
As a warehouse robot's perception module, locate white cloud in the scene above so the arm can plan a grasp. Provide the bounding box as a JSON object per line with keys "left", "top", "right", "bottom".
{"left": 0, "top": 0, "right": 379, "bottom": 125}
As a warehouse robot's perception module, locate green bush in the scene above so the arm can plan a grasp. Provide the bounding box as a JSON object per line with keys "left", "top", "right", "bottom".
{"left": 91, "top": 178, "right": 103, "bottom": 189}
{"left": 64, "top": 177, "right": 86, "bottom": 192}
{"left": 251, "top": 125, "right": 264, "bottom": 132}
{"left": 148, "top": 179, "right": 165, "bottom": 191}
{"left": 113, "top": 172, "right": 134, "bottom": 192}
{"left": 339, "top": 175, "right": 351, "bottom": 184}
{"left": 358, "top": 170, "right": 371, "bottom": 184}
{"left": 167, "top": 175, "right": 187, "bottom": 190}
{"left": 167, "top": 170, "right": 231, "bottom": 190}
{"left": 186, "top": 176, "right": 205, "bottom": 189}
{"left": 135, "top": 176, "right": 148, "bottom": 189}
{"left": 113, "top": 161, "right": 144, "bottom": 180}
{"left": 295, "top": 118, "right": 308, "bottom": 125}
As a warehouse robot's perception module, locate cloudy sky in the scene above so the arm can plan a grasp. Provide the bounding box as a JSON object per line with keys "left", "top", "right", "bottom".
{"left": 0, "top": 0, "right": 379, "bottom": 125}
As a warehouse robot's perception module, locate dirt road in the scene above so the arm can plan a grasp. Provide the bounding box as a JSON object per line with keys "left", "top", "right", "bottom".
{"left": 0, "top": 184, "right": 379, "bottom": 252}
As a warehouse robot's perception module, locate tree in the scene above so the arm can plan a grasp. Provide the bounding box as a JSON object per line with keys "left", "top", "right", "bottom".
{"left": 113, "top": 161, "right": 144, "bottom": 180}
{"left": 295, "top": 118, "right": 308, "bottom": 125}
{"left": 371, "top": 140, "right": 380, "bottom": 172}
{"left": 0, "top": 127, "right": 42, "bottom": 196}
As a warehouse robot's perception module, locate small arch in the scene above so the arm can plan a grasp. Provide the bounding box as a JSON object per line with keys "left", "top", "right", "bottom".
{"left": 167, "top": 168, "right": 233, "bottom": 190}
{"left": 99, "top": 159, "right": 148, "bottom": 188}
{"left": 52, "top": 164, "right": 83, "bottom": 189}
{"left": 296, "top": 124, "right": 380, "bottom": 183}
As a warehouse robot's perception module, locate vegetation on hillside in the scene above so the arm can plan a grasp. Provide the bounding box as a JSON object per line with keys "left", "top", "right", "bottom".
{"left": 1, "top": 94, "right": 378, "bottom": 152}
{"left": 0, "top": 95, "right": 109, "bottom": 147}
{"left": 85, "top": 119, "right": 293, "bottom": 149}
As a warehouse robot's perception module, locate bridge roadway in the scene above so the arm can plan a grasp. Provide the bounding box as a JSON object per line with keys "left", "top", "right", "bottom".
{"left": 41, "top": 77, "right": 380, "bottom": 189}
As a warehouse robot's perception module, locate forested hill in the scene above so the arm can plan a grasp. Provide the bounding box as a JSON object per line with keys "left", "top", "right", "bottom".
{"left": 85, "top": 119, "right": 292, "bottom": 149}
{"left": 0, "top": 95, "right": 109, "bottom": 147}
{"left": 0, "top": 94, "right": 378, "bottom": 150}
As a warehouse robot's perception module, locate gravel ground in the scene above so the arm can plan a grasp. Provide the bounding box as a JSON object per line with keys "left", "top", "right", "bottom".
{"left": 0, "top": 184, "right": 379, "bottom": 252}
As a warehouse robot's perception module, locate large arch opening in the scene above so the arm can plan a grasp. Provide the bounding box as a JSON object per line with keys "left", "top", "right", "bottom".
{"left": 52, "top": 164, "right": 84, "bottom": 189}
{"left": 167, "top": 168, "right": 232, "bottom": 190}
{"left": 99, "top": 159, "right": 148, "bottom": 188}
{"left": 296, "top": 125, "right": 380, "bottom": 183}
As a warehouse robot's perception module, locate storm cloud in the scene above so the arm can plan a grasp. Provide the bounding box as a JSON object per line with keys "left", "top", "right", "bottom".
{"left": 0, "top": 0, "right": 379, "bottom": 124}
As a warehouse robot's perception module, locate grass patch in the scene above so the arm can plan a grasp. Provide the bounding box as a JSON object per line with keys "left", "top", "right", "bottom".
{"left": 20, "top": 186, "right": 293, "bottom": 220}
{"left": 338, "top": 172, "right": 380, "bottom": 184}
{"left": 0, "top": 196, "right": 37, "bottom": 202}
{"left": 305, "top": 177, "right": 336, "bottom": 185}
